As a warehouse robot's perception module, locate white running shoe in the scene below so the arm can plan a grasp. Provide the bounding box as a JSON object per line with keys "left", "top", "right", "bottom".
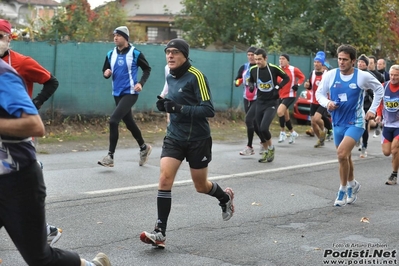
{"left": 334, "top": 190, "right": 347, "bottom": 207}
{"left": 239, "top": 146, "right": 255, "bottom": 156}
{"left": 220, "top": 187, "right": 235, "bottom": 221}
{"left": 140, "top": 229, "right": 166, "bottom": 248}
{"left": 47, "top": 224, "right": 62, "bottom": 246}
{"left": 359, "top": 147, "right": 367, "bottom": 158}
{"left": 347, "top": 181, "right": 361, "bottom": 204}
{"left": 288, "top": 131, "right": 298, "bottom": 144}
{"left": 139, "top": 144, "right": 152, "bottom": 166}
{"left": 278, "top": 132, "right": 286, "bottom": 143}
{"left": 98, "top": 154, "right": 114, "bottom": 167}
{"left": 91, "top": 252, "right": 111, "bottom": 266}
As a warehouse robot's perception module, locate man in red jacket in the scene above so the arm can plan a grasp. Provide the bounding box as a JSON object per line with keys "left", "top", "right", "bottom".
{"left": 277, "top": 54, "right": 305, "bottom": 144}
{"left": 0, "top": 19, "right": 58, "bottom": 109}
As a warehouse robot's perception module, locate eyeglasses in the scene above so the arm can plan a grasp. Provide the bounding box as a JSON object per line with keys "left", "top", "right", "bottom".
{"left": 165, "top": 49, "right": 181, "bottom": 55}
{"left": 0, "top": 34, "right": 9, "bottom": 39}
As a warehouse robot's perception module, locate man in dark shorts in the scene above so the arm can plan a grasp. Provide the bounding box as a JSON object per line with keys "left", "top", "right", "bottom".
{"left": 277, "top": 53, "right": 305, "bottom": 144}
{"left": 140, "top": 39, "right": 234, "bottom": 249}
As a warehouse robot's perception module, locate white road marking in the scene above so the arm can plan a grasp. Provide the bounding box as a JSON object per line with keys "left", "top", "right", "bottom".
{"left": 85, "top": 159, "right": 337, "bottom": 195}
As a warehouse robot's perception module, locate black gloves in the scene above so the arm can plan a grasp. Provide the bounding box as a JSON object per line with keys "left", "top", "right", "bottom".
{"left": 156, "top": 96, "right": 183, "bottom": 113}
{"left": 248, "top": 82, "right": 255, "bottom": 93}
{"left": 156, "top": 96, "right": 170, "bottom": 112}
{"left": 164, "top": 100, "right": 183, "bottom": 113}
{"left": 32, "top": 98, "right": 43, "bottom": 110}
{"left": 292, "top": 84, "right": 299, "bottom": 91}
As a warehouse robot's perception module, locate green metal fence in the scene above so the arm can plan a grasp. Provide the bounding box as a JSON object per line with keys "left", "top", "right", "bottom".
{"left": 11, "top": 41, "right": 338, "bottom": 116}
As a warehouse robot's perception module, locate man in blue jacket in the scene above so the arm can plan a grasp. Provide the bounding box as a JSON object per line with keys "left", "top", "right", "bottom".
{"left": 0, "top": 59, "right": 110, "bottom": 266}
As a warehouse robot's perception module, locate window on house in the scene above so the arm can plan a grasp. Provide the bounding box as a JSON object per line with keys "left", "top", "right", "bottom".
{"left": 147, "top": 27, "right": 183, "bottom": 43}
{"left": 147, "top": 27, "right": 158, "bottom": 42}
{"left": 171, "top": 28, "right": 182, "bottom": 39}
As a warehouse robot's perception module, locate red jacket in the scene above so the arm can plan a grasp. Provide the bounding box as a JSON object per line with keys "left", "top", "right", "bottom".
{"left": 2, "top": 50, "right": 51, "bottom": 97}
{"left": 278, "top": 65, "right": 305, "bottom": 98}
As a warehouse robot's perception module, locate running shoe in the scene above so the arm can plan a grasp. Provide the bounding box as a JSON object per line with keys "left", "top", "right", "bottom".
{"left": 139, "top": 144, "right": 152, "bottom": 166}
{"left": 37, "top": 160, "right": 43, "bottom": 169}
{"left": 319, "top": 129, "right": 326, "bottom": 142}
{"left": 326, "top": 130, "right": 333, "bottom": 141}
{"left": 359, "top": 147, "right": 367, "bottom": 158}
{"left": 334, "top": 190, "right": 347, "bottom": 207}
{"left": 314, "top": 139, "right": 325, "bottom": 148}
{"left": 91, "top": 253, "right": 111, "bottom": 266}
{"left": 220, "top": 187, "right": 235, "bottom": 221}
{"left": 140, "top": 229, "right": 166, "bottom": 248}
{"left": 306, "top": 128, "right": 314, "bottom": 137}
{"left": 47, "top": 224, "right": 62, "bottom": 246}
{"left": 98, "top": 154, "right": 114, "bottom": 167}
{"left": 239, "top": 146, "right": 255, "bottom": 156}
{"left": 347, "top": 181, "right": 361, "bottom": 204}
{"left": 266, "top": 147, "right": 275, "bottom": 162}
{"left": 288, "top": 131, "right": 298, "bottom": 144}
{"left": 385, "top": 174, "right": 397, "bottom": 185}
{"left": 278, "top": 132, "right": 286, "bottom": 143}
{"left": 258, "top": 150, "right": 269, "bottom": 163}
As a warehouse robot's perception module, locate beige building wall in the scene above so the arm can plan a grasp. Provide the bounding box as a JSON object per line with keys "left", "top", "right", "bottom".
{"left": 123, "top": 0, "right": 183, "bottom": 16}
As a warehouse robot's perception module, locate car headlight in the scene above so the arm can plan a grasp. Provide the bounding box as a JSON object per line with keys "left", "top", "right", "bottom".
{"left": 299, "top": 90, "right": 307, "bottom": 99}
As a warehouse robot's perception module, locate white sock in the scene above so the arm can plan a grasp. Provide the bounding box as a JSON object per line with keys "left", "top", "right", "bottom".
{"left": 339, "top": 185, "right": 347, "bottom": 192}
{"left": 269, "top": 145, "right": 274, "bottom": 150}
{"left": 84, "top": 260, "right": 95, "bottom": 266}
{"left": 348, "top": 180, "right": 356, "bottom": 187}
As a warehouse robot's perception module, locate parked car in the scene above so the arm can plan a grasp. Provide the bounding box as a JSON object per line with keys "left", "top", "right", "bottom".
{"left": 293, "top": 89, "right": 312, "bottom": 124}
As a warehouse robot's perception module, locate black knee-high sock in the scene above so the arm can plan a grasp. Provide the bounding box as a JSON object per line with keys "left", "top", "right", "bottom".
{"left": 286, "top": 120, "right": 293, "bottom": 131}
{"left": 157, "top": 190, "right": 171, "bottom": 235}
{"left": 207, "top": 182, "right": 229, "bottom": 204}
{"left": 279, "top": 116, "right": 285, "bottom": 128}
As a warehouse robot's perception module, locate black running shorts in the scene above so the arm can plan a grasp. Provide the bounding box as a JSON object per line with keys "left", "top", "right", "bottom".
{"left": 161, "top": 136, "right": 212, "bottom": 169}
{"left": 279, "top": 97, "right": 296, "bottom": 108}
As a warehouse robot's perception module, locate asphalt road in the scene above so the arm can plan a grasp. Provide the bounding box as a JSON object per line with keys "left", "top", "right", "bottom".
{"left": 1, "top": 134, "right": 398, "bottom": 266}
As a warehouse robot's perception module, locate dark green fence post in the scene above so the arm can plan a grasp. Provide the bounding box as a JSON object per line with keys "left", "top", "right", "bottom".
{"left": 230, "top": 46, "right": 236, "bottom": 109}
{"left": 51, "top": 29, "right": 58, "bottom": 121}
{"left": 309, "top": 53, "right": 313, "bottom": 73}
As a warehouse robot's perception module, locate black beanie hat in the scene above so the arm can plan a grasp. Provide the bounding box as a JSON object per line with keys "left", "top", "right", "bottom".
{"left": 246, "top": 46, "right": 257, "bottom": 53}
{"left": 358, "top": 54, "right": 369, "bottom": 66}
{"left": 165, "top": 39, "right": 190, "bottom": 59}
{"left": 281, "top": 53, "right": 290, "bottom": 61}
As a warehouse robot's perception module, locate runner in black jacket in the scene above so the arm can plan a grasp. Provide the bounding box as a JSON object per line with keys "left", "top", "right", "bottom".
{"left": 249, "top": 48, "right": 290, "bottom": 163}
{"left": 140, "top": 39, "right": 235, "bottom": 249}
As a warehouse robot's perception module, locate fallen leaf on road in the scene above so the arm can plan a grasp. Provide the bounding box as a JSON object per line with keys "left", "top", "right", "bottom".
{"left": 251, "top": 202, "right": 261, "bottom": 206}
{"left": 360, "top": 217, "right": 370, "bottom": 223}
